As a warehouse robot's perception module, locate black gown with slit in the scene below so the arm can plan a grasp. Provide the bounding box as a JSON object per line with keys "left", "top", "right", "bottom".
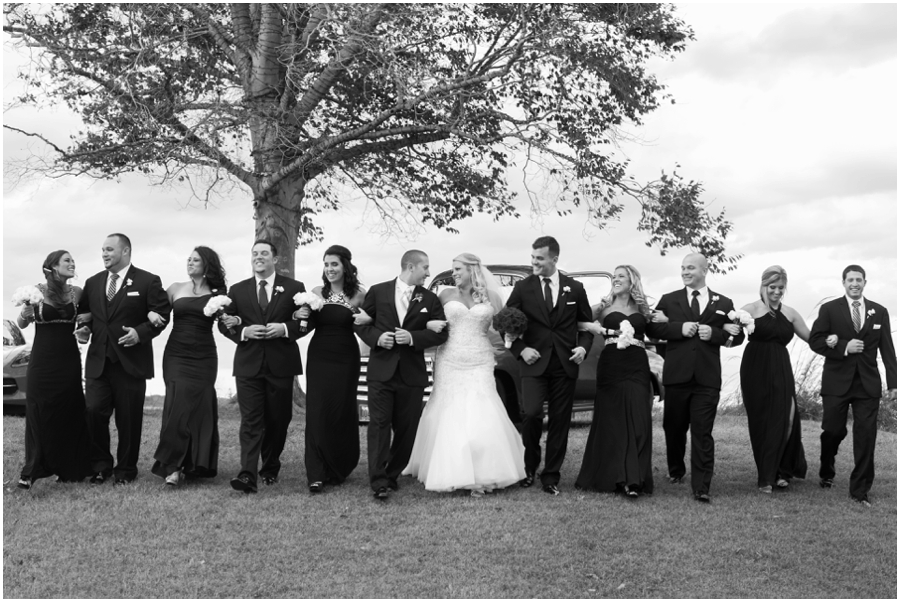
{"left": 151, "top": 295, "right": 219, "bottom": 479}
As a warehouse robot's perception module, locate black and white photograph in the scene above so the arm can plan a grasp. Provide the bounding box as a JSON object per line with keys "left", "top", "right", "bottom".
{"left": 3, "top": 3, "right": 896, "bottom": 598}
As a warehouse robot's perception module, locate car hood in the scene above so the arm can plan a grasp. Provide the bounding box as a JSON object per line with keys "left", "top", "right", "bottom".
{"left": 3, "top": 345, "right": 31, "bottom": 368}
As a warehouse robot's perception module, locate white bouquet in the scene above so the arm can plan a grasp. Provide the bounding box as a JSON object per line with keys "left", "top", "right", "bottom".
{"left": 203, "top": 295, "right": 234, "bottom": 334}
{"left": 725, "top": 309, "right": 755, "bottom": 347}
{"left": 293, "top": 292, "right": 324, "bottom": 331}
{"left": 617, "top": 319, "right": 638, "bottom": 349}
{"left": 12, "top": 285, "right": 43, "bottom": 307}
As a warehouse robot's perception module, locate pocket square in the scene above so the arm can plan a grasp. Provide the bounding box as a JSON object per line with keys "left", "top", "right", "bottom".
{"left": 419, "top": 307, "right": 428, "bottom": 313}
{"left": 566, "top": 301, "right": 576, "bottom": 306}
{"left": 874, "top": 324, "right": 882, "bottom": 330}
{"left": 126, "top": 291, "right": 140, "bottom": 297}
{"left": 715, "top": 310, "right": 726, "bottom": 315}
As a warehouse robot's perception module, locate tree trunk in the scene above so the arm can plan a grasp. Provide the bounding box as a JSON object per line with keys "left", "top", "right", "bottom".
{"left": 254, "top": 179, "right": 305, "bottom": 279}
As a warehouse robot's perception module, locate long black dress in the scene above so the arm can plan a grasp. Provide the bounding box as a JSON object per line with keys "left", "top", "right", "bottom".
{"left": 151, "top": 295, "right": 219, "bottom": 479}
{"left": 20, "top": 290, "right": 91, "bottom": 483}
{"left": 576, "top": 311, "right": 658, "bottom": 494}
{"left": 304, "top": 292, "right": 361, "bottom": 485}
{"left": 739, "top": 307, "right": 807, "bottom": 488}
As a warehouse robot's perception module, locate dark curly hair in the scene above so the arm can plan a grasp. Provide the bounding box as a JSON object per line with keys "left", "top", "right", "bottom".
{"left": 322, "top": 245, "right": 360, "bottom": 299}
{"left": 41, "top": 250, "right": 72, "bottom": 307}
{"left": 195, "top": 246, "right": 227, "bottom": 294}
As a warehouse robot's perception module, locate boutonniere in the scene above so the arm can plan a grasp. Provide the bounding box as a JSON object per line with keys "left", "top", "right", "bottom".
{"left": 413, "top": 293, "right": 423, "bottom": 304}
{"left": 274, "top": 285, "right": 284, "bottom": 295}
{"left": 711, "top": 295, "right": 719, "bottom": 303}
{"left": 867, "top": 308, "right": 875, "bottom": 318}
{"left": 562, "top": 286, "right": 571, "bottom": 295}
{"left": 125, "top": 278, "right": 133, "bottom": 287}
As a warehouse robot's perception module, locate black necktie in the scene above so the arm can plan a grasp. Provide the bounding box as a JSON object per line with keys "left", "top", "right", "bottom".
{"left": 691, "top": 290, "right": 701, "bottom": 320}
{"left": 543, "top": 278, "right": 553, "bottom": 313}
{"left": 258, "top": 280, "right": 269, "bottom": 313}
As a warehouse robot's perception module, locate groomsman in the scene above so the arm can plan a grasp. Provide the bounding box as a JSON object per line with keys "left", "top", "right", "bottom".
{"left": 78, "top": 233, "right": 170, "bottom": 484}
{"left": 219, "top": 240, "right": 307, "bottom": 494}
{"left": 654, "top": 253, "right": 743, "bottom": 503}
{"left": 506, "top": 236, "right": 593, "bottom": 495}
{"left": 355, "top": 250, "right": 448, "bottom": 501}
{"left": 809, "top": 265, "right": 896, "bottom": 507}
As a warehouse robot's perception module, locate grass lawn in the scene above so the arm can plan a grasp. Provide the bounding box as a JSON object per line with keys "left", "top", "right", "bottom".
{"left": 3, "top": 406, "right": 896, "bottom": 598}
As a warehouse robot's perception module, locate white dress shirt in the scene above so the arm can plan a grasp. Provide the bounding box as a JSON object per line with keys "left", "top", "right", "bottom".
{"left": 106, "top": 264, "right": 132, "bottom": 297}
{"left": 541, "top": 270, "right": 560, "bottom": 309}
{"left": 395, "top": 279, "right": 415, "bottom": 319}
{"left": 845, "top": 295, "right": 866, "bottom": 330}
{"left": 685, "top": 285, "right": 710, "bottom": 315}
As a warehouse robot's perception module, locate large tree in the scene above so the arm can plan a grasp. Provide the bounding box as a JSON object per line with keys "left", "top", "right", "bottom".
{"left": 4, "top": 3, "right": 739, "bottom": 275}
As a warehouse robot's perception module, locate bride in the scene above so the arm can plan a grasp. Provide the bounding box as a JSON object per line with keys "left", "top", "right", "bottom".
{"left": 402, "top": 253, "right": 526, "bottom": 496}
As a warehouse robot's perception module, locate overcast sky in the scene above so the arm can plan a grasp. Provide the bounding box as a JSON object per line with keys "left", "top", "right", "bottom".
{"left": 3, "top": 4, "right": 896, "bottom": 397}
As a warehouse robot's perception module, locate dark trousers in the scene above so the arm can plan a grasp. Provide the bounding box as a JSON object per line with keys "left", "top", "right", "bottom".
{"left": 235, "top": 374, "right": 294, "bottom": 485}
{"left": 85, "top": 360, "right": 147, "bottom": 481}
{"left": 820, "top": 374, "right": 880, "bottom": 500}
{"left": 366, "top": 374, "right": 425, "bottom": 491}
{"left": 520, "top": 353, "right": 577, "bottom": 486}
{"left": 663, "top": 380, "right": 720, "bottom": 494}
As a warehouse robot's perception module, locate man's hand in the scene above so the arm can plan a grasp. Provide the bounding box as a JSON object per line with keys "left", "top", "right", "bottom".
{"left": 377, "top": 331, "right": 395, "bottom": 349}
{"left": 394, "top": 328, "right": 413, "bottom": 346}
{"left": 722, "top": 323, "right": 741, "bottom": 336}
{"left": 118, "top": 325, "right": 140, "bottom": 347}
{"left": 520, "top": 347, "right": 541, "bottom": 365}
{"left": 846, "top": 339, "right": 865, "bottom": 354}
{"left": 263, "top": 323, "right": 286, "bottom": 339}
{"left": 698, "top": 324, "right": 712, "bottom": 341}
{"left": 569, "top": 346, "right": 586, "bottom": 365}
{"left": 682, "top": 322, "right": 698, "bottom": 338}
{"left": 220, "top": 315, "right": 240, "bottom": 329}
{"left": 244, "top": 325, "right": 268, "bottom": 340}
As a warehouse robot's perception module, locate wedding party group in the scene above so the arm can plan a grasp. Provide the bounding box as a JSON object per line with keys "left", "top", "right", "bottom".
{"left": 12, "top": 232, "right": 896, "bottom": 509}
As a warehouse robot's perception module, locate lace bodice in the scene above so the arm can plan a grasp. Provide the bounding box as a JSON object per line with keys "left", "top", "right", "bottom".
{"left": 436, "top": 301, "right": 495, "bottom": 370}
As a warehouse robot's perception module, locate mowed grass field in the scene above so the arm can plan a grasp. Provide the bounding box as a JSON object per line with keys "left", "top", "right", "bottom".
{"left": 3, "top": 405, "right": 896, "bottom": 598}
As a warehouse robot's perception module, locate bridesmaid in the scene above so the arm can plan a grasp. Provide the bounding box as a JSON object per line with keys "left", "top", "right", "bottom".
{"left": 294, "top": 245, "right": 368, "bottom": 493}
{"left": 575, "top": 265, "right": 667, "bottom": 498}
{"left": 150, "top": 246, "right": 226, "bottom": 486}
{"left": 737, "top": 265, "right": 808, "bottom": 493}
{"left": 16, "top": 250, "right": 91, "bottom": 489}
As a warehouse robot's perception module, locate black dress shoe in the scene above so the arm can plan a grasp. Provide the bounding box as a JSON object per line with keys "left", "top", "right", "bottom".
{"left": 113, "top": 478, "right": 134, "bottom": 486}
{"left": 17, "top": 477, "right": 32, "bottom": 490}
{"left": 624, "top": 487, "right": 639, "bottom": 499}
{"left": 693, "top": 492, "right": 711, "bottom": 503}
{"left": 308, "top": 481, "right": 323, "bottom": 493}
{"left": 542, "top": 484, "right": 560, "bottom": 496}
{"left": 820, "top": 478, "right": 834, "bottom": 489}
{"left": 668, "top": 476, "right": 684, "bottom": 485}
{"left": 261, "top": 475, "right": 278, "bottom": 486}
{"left": 373, "top": 487, "right": 389, "bottom": 500}
{"left": 89, "top": 472, "right": 108, "bottom": 485}
{"left": 387, "top": 481, "right": 399, "bottom": 492}
{"left": 520, "top": 473, "right": 535, "bottom": 488}
{"left": 230, "top": 475, "right": 257, "bottom": 494}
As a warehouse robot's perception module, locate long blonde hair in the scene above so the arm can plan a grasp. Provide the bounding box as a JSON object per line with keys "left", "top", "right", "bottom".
{"left": 453, "top": 253, "right": 502, "bottom": 312}
{"left": 598, "top": 264, "right": 652, "bottom": 317}
{"left": 759, "top": 265, "right": 787, "bottom": 314}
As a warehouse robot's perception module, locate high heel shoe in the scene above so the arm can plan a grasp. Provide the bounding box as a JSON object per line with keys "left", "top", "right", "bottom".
{"left": 624, "top": 486, "right": 639, "bottom": 499}
{"left": 308, "top": 481, "right": 324, "bottom": 493}
{"left": 470, "top": 489, "right": 485, "bottom": 498}
{"left": 775, "top": 478, "right": 789, "bottom": 489}
{"left": 17, "top": 477, "right": 32, "bottom": 490}
{"left": 165, "top": 470, "right": 182, "bottom": 487}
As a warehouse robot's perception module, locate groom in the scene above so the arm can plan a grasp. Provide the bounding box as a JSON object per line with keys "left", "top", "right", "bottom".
{"left": 506, "top": 236, "right": 593, "bottom": 495}
{"left": 355, "top": 250, "right": 448, "bottom": 500}
{"left": 219, "top": 240, "right": 307, "bottom": 494}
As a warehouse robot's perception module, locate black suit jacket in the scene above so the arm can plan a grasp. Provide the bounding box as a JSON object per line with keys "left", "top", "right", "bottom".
{"left": 218, "top": 274, "right": 307, "bottom": 378}
{"left": 79, "top": 266, "right": 170, "bottom": 380}
{"left": 505, "top": 273, "right": 594, "bottom": 379}
{"left": 354, "top": 279, "right": 448, "bottom": 387}
{"left": 654, "top": 288, "right": 742, "bottom": 389}
{"left": 809, "top": 297, "right": 897, "bottom": 398}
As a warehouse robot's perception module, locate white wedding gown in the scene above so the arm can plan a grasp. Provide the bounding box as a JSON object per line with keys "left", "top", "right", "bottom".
{"left": 403, "top": 300, "right": 526, "bottom": 491}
